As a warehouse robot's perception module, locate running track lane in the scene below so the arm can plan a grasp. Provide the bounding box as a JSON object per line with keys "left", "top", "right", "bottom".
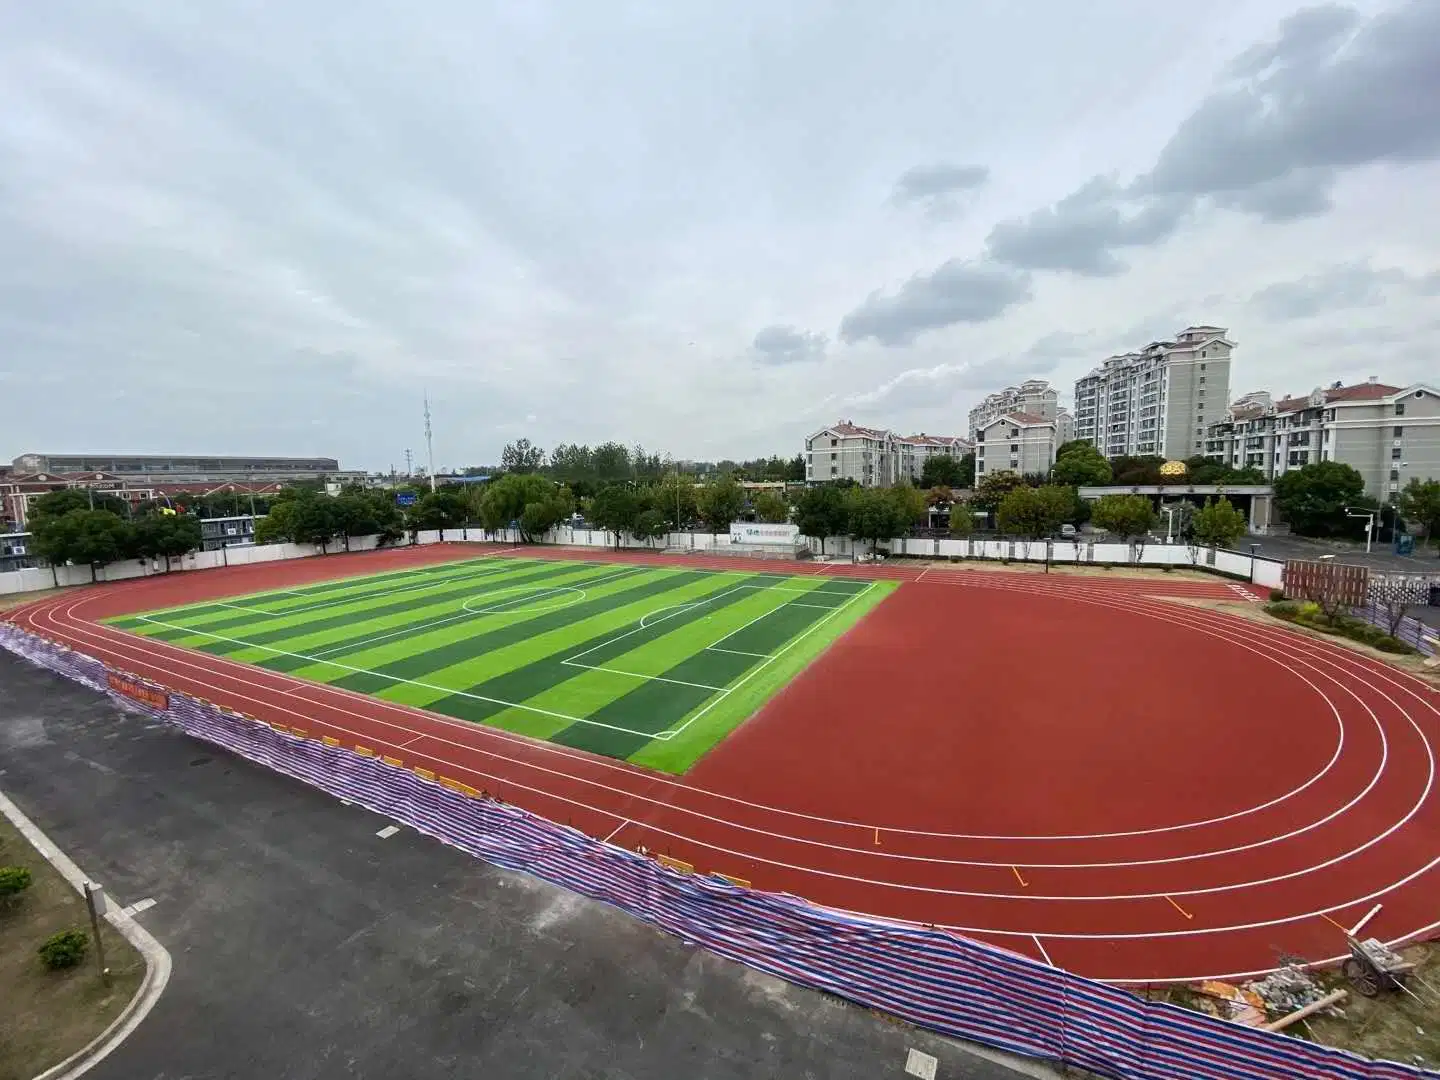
{"left": 9, "top": 544, "right": 1440, "bottom": 983}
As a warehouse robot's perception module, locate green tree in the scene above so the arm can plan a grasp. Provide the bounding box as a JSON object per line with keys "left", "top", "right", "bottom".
{"left": 479, "top": 473, "right": 547, "bottom": 528}
{"left": 1109, "top": 455, "right": 1166, "bottom": 485}
{"left": 31, "top": 509, "right": 132, "bottom": 580}
{"left": 956, "top": 451, "right": 976, "bottom": 489}
{"left": 845, "top": 487, "right": 907, "bottom": 556}
{"left": 292, "top": 494, "right": 341, "bottom": 552}
{"left": 970, "top": 471, "right": 1026, "bottom": 514}
{"left": 28, "top": 487, "right": 129, "bottom": 524}
{"left": 651, "top": 472, "right": 699, "bottom": 529}
{"left": 410, "top": 490, "right": 470, "bottom": 541}
{"left": 696, "top": 476, "right": 746, "bottom": 533}
{"left": 1273, "top": 461, "right": 1368, "bottom": 538}
{"left": 751, "top": 489, "right": 789, "bottom": 524}
{"left": 920, "top": 454, "right": 964, "bottom": 488}
{"left": 631, "top": 508, "right": 670, "bottom": 546}
{"left": 588, "top": 484, "right": 641, "bottom": 547}
{"left": 1397, "top": 478, "right": 1440, "bottom": 550}
{"left": 519, "top": 496, "right": 569, "bottom": 541}
{"left": 793, "top": 486, "right": 849, "bottom": 554}
{"left": 130, "top": 512, "right": 203, "bottom": 570}
{"left": 254, "top": 500, "right": 297, "bottom": 544}
{"left": 1091, "top": 494, "right": 1157, "bottom": 557}
{"left": 591, "top": 442, "right": 633, "bottom": 484}
{"left": 1191, "top": 496, "right": 1248, "bottom": 549}
{"left": 1051, "top": 442, "right": 1113, "bottom": 487}
{"left": 500, "top": 438, "right": 546, "bottom": 474}
{"left": 949, "top": 499, "right": 981, "bottom": 536}
{"left": 995, "top": 485, "right": 1072, "bottom": 539}
{"left": 890, "top": 483, "right": 927, "bottom": 529}
{"left": 785, "top": 454, "right": 807, "bottom": 482}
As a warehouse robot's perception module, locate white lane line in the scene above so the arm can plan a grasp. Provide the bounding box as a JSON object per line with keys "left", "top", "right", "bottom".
{"left": 1031, "top": 934, "right": 1054, "bottom": 967}
{"left": 376, "top": 825, "right": 401, "bottom": 839}
{"left": 603, "top": 819, "right": 630, "bottom": 843}
{"left": 122, "top": 897, "right": 157, "bottom": 916}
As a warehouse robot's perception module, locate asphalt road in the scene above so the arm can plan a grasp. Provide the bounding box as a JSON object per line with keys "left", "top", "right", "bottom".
{"left": 0, "top": 652, "right": 1057, "bottom": 1080}
{"left": 1243, "top": 533, "right": 1440, "bottom": 575}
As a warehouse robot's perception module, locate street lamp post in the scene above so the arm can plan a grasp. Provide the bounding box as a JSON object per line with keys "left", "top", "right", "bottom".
{"left": 1344, "top": 506, "right": 1376, "bottom": 554}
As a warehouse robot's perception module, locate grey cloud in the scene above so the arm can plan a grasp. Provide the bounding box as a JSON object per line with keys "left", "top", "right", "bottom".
{"left": 751, "top": 323, "right": 827, "bottom": 365}
{"left": 838, "top": 260, "right": 1031, "bottom": 347}
{"left": 1138, "top": 2, "right": 1440, "bottom": 212}
{"left": 894, "top": 163, "right": 989, "bottom": 200}
{"left": 982, "top": 3, "right": 1440, "bottom": 279}
{"left": 984, "top": 177, "right": 1191, "bottom": 275}
{"left": 1228, "top": 4, "right": 1361, "bottom": 78}
{"left": 1248, "top": 262, "right": 1413, "bottom": 320}
{"left": 841, "top": 330, "right": 1079, "bottom": 413}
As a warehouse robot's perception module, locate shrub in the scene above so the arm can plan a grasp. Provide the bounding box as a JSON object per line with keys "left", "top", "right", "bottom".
{"left": 38, "top": 928, "right": 88, "bottom": 970}
{"left": 0, "top": 865, "right": 33, "bottom": 902}
{"left": 1269, "top": 588, "right": 1285, "bottom": 603}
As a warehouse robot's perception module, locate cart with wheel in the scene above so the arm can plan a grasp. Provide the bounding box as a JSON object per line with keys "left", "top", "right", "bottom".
{"left": 1341, "top": 936, "right": 1415, "bottom": 997}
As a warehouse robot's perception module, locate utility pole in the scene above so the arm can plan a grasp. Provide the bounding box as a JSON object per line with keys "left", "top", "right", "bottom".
{"left": 424, "top": 394, "right": 436, "bottom": 492}
{"left": 1344, "top": 506, "right": 1376, "bottom": 553}
{"left": 404, "top": 448, "right": 414, "bottom": 477}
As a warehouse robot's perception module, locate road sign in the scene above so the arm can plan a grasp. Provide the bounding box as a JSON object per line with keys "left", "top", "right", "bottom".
{"left": 396, "top": 492, "right": 417, "bottom": 507}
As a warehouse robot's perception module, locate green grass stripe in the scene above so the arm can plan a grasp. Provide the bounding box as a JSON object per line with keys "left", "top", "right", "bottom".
{"left": 626, "top": 579, "right": 898, "bottom": 772}
{"left": 106, "top": 555, "right": 512, "bottom": 624}
{"left": 210, "top": 564, "right": 659, "bottom": 672}
{"left": 163, "top": 559, "right": 608, "bottom": 655}
{"left": 548, "top": 582, "right": 847, "bottom": 760}
{"left": 111, "top": 557, "right": 536, "bottom": 632}
{"left": 419, "top": 573, "right": 786, "bottom": 738}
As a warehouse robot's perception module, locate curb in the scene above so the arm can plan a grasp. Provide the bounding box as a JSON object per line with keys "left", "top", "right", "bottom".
{"left": 0, "top": 787, "right": 171, "bottom": 1080}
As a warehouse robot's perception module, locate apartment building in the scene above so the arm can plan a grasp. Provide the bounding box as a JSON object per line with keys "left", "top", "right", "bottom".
{"left": 803, "top": 423, "right": 971, "bottom": 487}
{"left": 1073, "top": 326, "right": 1234, "bottom": 459}
{"left": 1204, "top": 379, "right": 1440, "bottom": 500}
{"left": 974, "top": 413, "right": 1059, "bottom": 479}
{"left": 968, "top": 379, "right": 1062, "bottom": 437}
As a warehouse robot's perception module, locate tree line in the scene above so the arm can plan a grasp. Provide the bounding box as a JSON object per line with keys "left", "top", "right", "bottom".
{"left": 27, "top": 489, "right": 206, "bottom": 583}
{"left": 496, "top": 438, "right": 806, "bottom": 494}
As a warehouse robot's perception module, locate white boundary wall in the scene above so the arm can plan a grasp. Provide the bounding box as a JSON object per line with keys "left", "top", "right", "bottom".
{"left": 0, "top": 525, "right": 1285, "bottom": 597}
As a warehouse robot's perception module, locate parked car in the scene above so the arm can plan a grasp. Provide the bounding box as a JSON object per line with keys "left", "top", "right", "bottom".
{"left": 1059, "top": 523, "right": 1077, "bottom": 540}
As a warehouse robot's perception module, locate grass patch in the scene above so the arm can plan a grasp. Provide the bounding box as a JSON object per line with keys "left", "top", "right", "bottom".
{"left": 0, "top": 810, "right": 145, "bottom": 1080}
{"left": 1296, "top": 944, "right": 1440, "bottom": 1070}
{"left": 1264, "top": 601, "right": 1417, "bottom": 655}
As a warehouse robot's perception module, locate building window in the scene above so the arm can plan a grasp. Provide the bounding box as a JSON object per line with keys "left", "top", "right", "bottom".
{"left": 830, "top": 438, "right": 838, "bottom": 447}
{"left": 1200, "top": 363, "right": 1206, "bottom": 371}
{"left": 1396, "top": 403, "right": 1406, "bottom": 416}
{"left": 1392, "top": 446, "right": 1402, "bottom": 460}
{"left": 1009, "top": 443, "right": 1018, "bottom": 453}
{"left": 1395, "top": 425, "right": 1404, "bottom": 437}
{"left": 1391, "top": 468, "right": 1400, "bottom": 481}
{"left": 831, "top": 452, "right": 837, "bottom": 460}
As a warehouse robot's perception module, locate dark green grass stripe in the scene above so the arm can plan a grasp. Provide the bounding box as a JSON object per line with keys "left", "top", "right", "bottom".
{"left": 419, "top": 574, "right": 779, "bottom": 727}
{"left": 319, "top": 568, "right": 706, "bottom": 688}
{"left": 552, "top": 600, "right": 840, "bottom": 758}
{"left": 172, "top": 559, "right": 586, "bottom": 646}
{"left": 108, "top": 556, "right": 514, "bottom": 625}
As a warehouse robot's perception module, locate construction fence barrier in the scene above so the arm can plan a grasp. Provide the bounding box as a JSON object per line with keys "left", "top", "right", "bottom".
{"left": 0, "top": 622, "right": 1434, "bottom": 1080}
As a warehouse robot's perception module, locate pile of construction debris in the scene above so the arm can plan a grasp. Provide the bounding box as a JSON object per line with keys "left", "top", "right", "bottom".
{"left": 1245, "top": 965, "right": 1341, "bottom": 1021}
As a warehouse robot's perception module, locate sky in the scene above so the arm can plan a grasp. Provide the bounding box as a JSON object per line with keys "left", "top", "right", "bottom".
{"left": 2, "top": 1, "right": 1438, "bottom": 472}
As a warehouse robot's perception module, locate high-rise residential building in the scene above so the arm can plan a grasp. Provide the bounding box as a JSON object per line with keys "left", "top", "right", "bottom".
{"left": 1203, "top": 379, "right": 1440, "bottom": 501}
{"left": 1073, "top": 326, "right": 1234, "bottom": 459}
{"left": 803, "top": 423, "right": 971, "bottom": 487}
{"left": 968, "top": 379, "right": 1061, "bottom": 437}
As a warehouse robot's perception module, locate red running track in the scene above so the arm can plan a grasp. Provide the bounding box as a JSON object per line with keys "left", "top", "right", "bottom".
{"left": 9, "top": 543, "right": 1440, "bottom": 983}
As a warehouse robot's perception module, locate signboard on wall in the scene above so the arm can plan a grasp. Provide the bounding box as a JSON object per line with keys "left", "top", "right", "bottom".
{"left": 729, "top": 522, "right": 799, "bottom": 546}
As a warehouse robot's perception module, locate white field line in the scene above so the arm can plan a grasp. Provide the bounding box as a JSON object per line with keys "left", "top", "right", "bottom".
{"left": 189, "top": 560, "right": 530, "bottom": 619}
{"left": 707, "top": 646, "right": 772, "bottom": 658}
{"left": 305, "top": 569, "right": 641, "bottom": 659}
{"left": 658, "top": 581, "right": 878, "bottom": 740}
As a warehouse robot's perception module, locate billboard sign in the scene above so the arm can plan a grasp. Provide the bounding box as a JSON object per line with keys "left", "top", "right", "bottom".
{"left": 729, "top": 522, "right": 799, "bottom": 546}
{"left": 396, "top": 492, "right": 417, "bottom": 507}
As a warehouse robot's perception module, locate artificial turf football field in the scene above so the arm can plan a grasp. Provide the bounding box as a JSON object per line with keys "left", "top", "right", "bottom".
{"left": 105, "top": 554, "right": 895, "bottom": 773}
